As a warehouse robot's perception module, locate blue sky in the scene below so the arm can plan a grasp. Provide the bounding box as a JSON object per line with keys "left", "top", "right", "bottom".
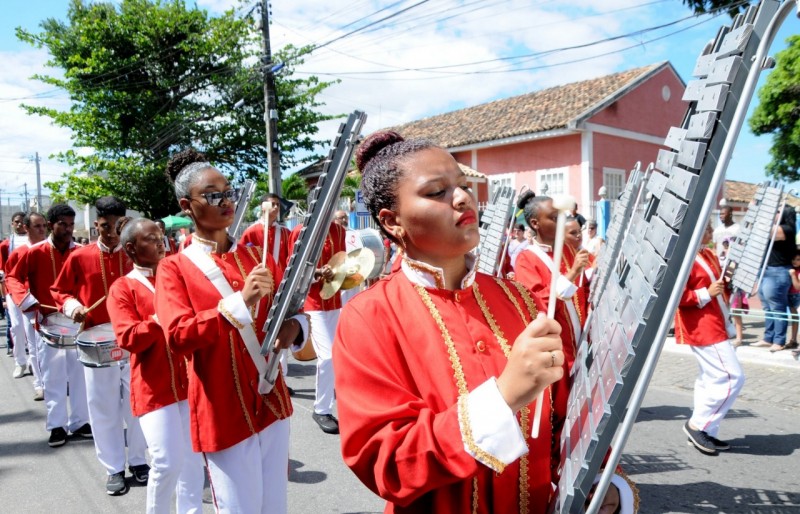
{"left": 0, "top": 0, "right": 797, "bottom": 206}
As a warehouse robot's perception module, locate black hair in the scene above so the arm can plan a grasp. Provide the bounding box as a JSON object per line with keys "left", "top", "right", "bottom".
{"left": 165, "top": 148, "right": 213, "bottom": 201}
{"left": 515, "top": 224, "right": 525, "bottom": 231}
{"left": 355, "top": 130, "right": 436, "bottom": 241}
{"left": 95, "top": 196, "right": 126, "bottom": 218}
{"left": 11, "top": 211, "right": 25, "bottom": 221}
{"left": 46, "top": 203, "right": 76, "bottom": 224}
{"left": 115, "top": 216, "right": 132, "bottom": 236}
{"left": 517, "top": 191, "right": 551, "bottom": 229}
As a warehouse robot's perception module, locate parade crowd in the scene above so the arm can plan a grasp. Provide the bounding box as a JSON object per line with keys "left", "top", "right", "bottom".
{"left": 0, "top": 132, "right": 783, "bottom": 514}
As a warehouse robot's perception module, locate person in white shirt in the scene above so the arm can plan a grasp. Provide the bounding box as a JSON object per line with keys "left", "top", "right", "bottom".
{"left": 582, "top": 219, "right": 603, "bottom": 256}
{"left": 506, "top": 224, "right": 529, "bottom": 275}
{"left": 713, "top": 206, "right": 739, "bottom": 260}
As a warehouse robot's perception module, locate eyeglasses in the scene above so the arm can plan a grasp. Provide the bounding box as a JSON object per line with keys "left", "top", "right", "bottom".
{"left": 192, "top": 189, "right": 239, "bottom": 206}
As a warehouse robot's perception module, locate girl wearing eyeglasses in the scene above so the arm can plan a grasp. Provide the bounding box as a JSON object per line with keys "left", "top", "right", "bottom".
{"left": 155, "top": 148, "right": 309, "bottom": 513}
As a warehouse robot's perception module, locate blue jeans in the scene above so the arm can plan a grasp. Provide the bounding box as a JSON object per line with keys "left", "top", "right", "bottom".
{"left": 758, "top": 265, "right": 792, "bottom": 346}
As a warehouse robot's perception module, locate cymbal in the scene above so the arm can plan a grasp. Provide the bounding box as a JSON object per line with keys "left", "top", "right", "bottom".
{"left": 319, "top": 248, "right": 376, "bottom": 299}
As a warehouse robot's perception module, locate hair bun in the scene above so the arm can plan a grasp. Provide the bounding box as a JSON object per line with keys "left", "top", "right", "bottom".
{"left": 165, "top": 148, "right": 209, "bottom": 183}
{"left": 517, "top": 190, "right": 536, "bottom": 210}
{"left": 355, "top": 130, "right": 405, "bottom": 171}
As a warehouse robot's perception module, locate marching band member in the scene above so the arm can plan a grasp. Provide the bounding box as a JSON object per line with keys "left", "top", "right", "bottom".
{"left": 287, "top": 212, "right": 346, "bottom": 434}
{"left": 156, "top": 149, "right": 308, "bottom": 513}
{"left": 6, "top": 204, "right": 90, "bottom": 447}
{"left": 5, "top": 212, "right": 48, "bottom": 395}
{"left": 2, "top": 211, "right": 29, "bottom": 376}
{"left": 332, "top": 131, "right": 567, "bottom": 513}
{"left": 51, "top": 196, "right": 149, "bottom": 496}
{"left": 240, "top": 192, "right": 291, "bottom": 271}
{"left": 514, "top": 193, "right": 591, "bottom": 369}
{"left": 676, "top": 224, "right": 744, "bottom": 456}
{"left": 108, "top": 217, "right": 204, "bottom": 513}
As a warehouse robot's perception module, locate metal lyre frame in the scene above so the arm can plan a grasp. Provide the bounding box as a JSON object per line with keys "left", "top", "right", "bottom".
{"left": 748, "top": 186, "right": 794, "bottom": 297}
{"left": 228, "top": 178, "right": 257, "bottom": 236}
{"left": 581, "top": 3, "right": 800, "bottom": 513}
{"left": 259, "top": 111, "right": 367, "bottom": 390}
{"left": 496, "top": 184, "right": 529, "bottom": 277}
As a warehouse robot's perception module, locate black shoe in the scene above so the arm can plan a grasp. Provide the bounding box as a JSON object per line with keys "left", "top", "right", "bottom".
{"left": 72, "top": 423, "right": 93, "bottom": 438}
{"left": 312, "top": 413, "right": 339, "bottom": 434}
{"left": 683, "top": 422, "right": 717, "bottom": 455}
{"left": 48, "top": 427, "right": 68, "bottom": 448}
{"left": 287, "top": 386, "right": 295, "bottom": 396}
{"left": 106, "top": 471, "right": 129, "bottom": 496}
{"left": 129, "top": 463, "right": 150, "bottom": 484}
{"left": 706, "top": 434, "right": 731, "bottom": 451}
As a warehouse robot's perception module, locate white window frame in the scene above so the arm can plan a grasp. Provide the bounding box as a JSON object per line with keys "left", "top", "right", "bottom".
{"left": 536, "top": 168, "right": 568, "bottom": 196}
{"left": 488, "top": 172, "right": 515, "bottom": 200}
{"left": 602, "top": 167, "right": 626, "bottom": 202}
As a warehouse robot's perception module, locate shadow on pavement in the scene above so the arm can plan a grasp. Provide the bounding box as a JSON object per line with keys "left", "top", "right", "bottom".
{"left": 728, "top": 432, "right": 800, "bottom": 457}
{"left": 636, "top": 481, "right": 800, "bottom": 513}
{"left": 635, "top": 405, "right": 757, "bottom": 424}
{"left": 289, "top": 458, "right": 327, "bottom": 484}
{"left": 288, "top": 362, "right": 316, "bottom": 377}
{"left": 620, "top": 451, "right": 690, "bottom": 475}
{"left": 0, "top": 408, "right": 46, "bottom": 425}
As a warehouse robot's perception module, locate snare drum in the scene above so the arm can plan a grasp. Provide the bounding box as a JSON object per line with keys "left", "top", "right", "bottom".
{"left": 76, "top": 323, "right": 130, "bottom": 368}
{"left": 40, "top": 312, "right": 81, "bottom": 348}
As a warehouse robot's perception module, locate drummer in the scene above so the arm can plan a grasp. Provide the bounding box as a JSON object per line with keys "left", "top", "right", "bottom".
{"left": 156, "top": 149, "right": 308, "bottom": 513}
{"left": 51, "top": 196, "right": 149, "bottom": 496}
{"left": 239, "top": 193, "right": 291, "bottom": 272}
{"left": 5, "top": 204, "right": 91, "bottom": 448}
{"left": 108, "top": 217, "right": 205, "bottom": 512}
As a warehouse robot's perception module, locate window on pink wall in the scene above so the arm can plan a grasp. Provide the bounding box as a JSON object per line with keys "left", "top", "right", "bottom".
{"left": 537, "top": 170, "right": 565, "bottom": 196}
{"left": 602, "top": 168, "right": 625, "bottom": 201}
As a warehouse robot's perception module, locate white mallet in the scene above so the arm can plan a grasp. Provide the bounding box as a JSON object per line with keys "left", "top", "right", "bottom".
{"left": 532, "top": 193, "right": 574, "bottom": 438}
{"left": 261, "top": 201, "right": 270, "bottom": 266}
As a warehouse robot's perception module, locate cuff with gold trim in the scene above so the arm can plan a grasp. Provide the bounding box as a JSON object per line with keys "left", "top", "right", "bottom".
{"left": 695, "top": 288, "right": 711, "bottom": 308}
{"left": 19, "top": 293, "right": 38, "bottom": 311}
{"left": 458, "top": 378, "right": 528, "bottom": 473}
{"left": 218, "top": 292, "right": 253, "bottom": 329}
{"left": 556, "top": 275, "right": 578, "bottom": 299}
{"left": 63, "top": 298, "right": 83, "bottom": 319}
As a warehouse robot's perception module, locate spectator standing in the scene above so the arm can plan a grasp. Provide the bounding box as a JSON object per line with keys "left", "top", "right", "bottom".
{"left": 713, "top": 206, "right": 740, "bottom": 260}
{"left": 786, "top": 251, "right": 800, "bottom": 350}
{"left": 570, "top": 202, "right": 586, "bottom": 229}
{"left": 506, "top": 224, "right": 529, "bottom": 275}
{"left": 754, "top": 205, "right": 796, "bottom": 352}
{"left": 583, "top": 219, "right": 603, "bottom": 256}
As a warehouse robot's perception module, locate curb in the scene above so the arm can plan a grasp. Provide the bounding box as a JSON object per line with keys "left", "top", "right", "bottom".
{"left": 662, "top": 337, "right": 800, "bottom": 370}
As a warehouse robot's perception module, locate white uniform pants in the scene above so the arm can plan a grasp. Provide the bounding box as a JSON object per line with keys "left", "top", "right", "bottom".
{"left": 22, "top": 311, "right": 43, "bottom": 389}
{"left": 308, "top": 309, "right": 340, "bottom": 415}
{"left": 84, "top": 363, "right": 148, "bottom": 474}
{"left": 204, "top": 419, "right": 290, "bottom": 514}
{"left": 139, "top": 400, "right": 205, "bottom": 514}
{"left": 689, "top": 340, "right": 745, "bottom": 437}
{"left": 42, "top": 341, "right": 89, "bottom": 432}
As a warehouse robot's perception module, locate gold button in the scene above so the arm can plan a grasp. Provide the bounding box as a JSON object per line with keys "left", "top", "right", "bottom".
{"left": 233, "top": 281, "right": 239, "bottom": 288}
{"left": 454, "top": 293, "right": 460, "bottom": 302}
{"left": 222, "top": 254, "right": 227, "bottom": 260}
{"left": 476, "top": 340, "right": 486, "bottom": 352}
{"left": 110, "top": 272, "right": 115, "bottom": 276}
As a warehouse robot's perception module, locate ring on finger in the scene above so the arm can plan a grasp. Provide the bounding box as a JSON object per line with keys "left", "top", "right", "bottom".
{"left": 549, "top": 351, "right": 556, "bottom": 368}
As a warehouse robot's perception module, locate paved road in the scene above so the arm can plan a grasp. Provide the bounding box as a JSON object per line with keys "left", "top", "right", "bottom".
{"left": 0, "top": 317, "right": 797, "bottom": 513}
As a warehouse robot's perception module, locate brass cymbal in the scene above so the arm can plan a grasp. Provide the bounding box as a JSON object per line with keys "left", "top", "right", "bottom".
{"left": 319, "top": 248, "right": 376, "bottom": 299}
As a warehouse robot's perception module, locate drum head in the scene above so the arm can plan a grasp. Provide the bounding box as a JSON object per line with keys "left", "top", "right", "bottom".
{"left": 41, "top": 312, "right": 81, "bottom": 337}
{"left": 76, "top": 323, "right": 116, "bottom": 344}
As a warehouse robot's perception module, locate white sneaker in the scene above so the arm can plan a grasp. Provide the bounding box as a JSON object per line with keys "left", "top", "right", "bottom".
{"left": 12, "top": 364, "right": 25, "bottom": 378}
{"left": 33, "top": 388, "right": 44, "bottom": 401}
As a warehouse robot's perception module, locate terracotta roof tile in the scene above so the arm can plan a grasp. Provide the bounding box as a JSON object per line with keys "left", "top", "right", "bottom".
{"left": 724, "top": 179, "right": 800, "bottom": 208}
{"left": 390, "top": 63, "right": 665, "bottom": 148}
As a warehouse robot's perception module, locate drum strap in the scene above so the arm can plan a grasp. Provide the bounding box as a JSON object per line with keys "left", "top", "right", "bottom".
{"left": 528, "top": 243, "right": 582, "bottom": 337}
{"left": 694, "top": 254, "right": 736, "bottom": 338}
{"left": 182, "top": 244, "right": 271, "bottom": 394}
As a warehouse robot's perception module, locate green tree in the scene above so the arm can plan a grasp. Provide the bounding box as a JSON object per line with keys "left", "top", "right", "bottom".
{"left": 19, "top": 0, "right": 338, "bottom": 218}
{"left": 749, "top": 35, "right": 800, "bottom": 181}
{"left": 680, "top": 0, "right": 751, "bottom": 16}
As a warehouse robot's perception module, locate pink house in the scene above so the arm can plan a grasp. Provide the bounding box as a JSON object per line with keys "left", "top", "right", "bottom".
{"left": 391, "top": 62, "right": 687, "bottom": 216}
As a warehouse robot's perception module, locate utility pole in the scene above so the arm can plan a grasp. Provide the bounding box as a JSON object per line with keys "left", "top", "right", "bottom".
{"left": 23, "top": 183, "right": 29, "bottom": 213}
{"left": 34, "top": 152, "right": 42, "bottom": 213}
{"left": 260, "top": 0, "right": 282, "bottom": 197}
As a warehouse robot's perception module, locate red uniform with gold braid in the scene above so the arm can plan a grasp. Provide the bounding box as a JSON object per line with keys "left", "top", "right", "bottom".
{"left": 6, "top": 238, "right": 89, "bottom": 435}
{"left": 50, "top": 242, "right": 148, "bottom": 478}
{"left": 288, "top": 221, "right": 347, "bottom": 311}
{"left": 514, "top": 243, "right": 589, "bottom": 370}
{"left": 674, "top": 247, "right": 731, "bottom": 347}
{"left": 240, "top": 221, "right": 290, "bottom": 272}
{"left": 333, "top": 255, "right": 569, "bottom": 514}
{"left": 154, "top": 239, "right": 293, "bottom": 453}
{"left": 108, "top": 271, "right": 188, "bottom": 417}
{"left": 108, "top": 266, "right": 205, "bottom": 512}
